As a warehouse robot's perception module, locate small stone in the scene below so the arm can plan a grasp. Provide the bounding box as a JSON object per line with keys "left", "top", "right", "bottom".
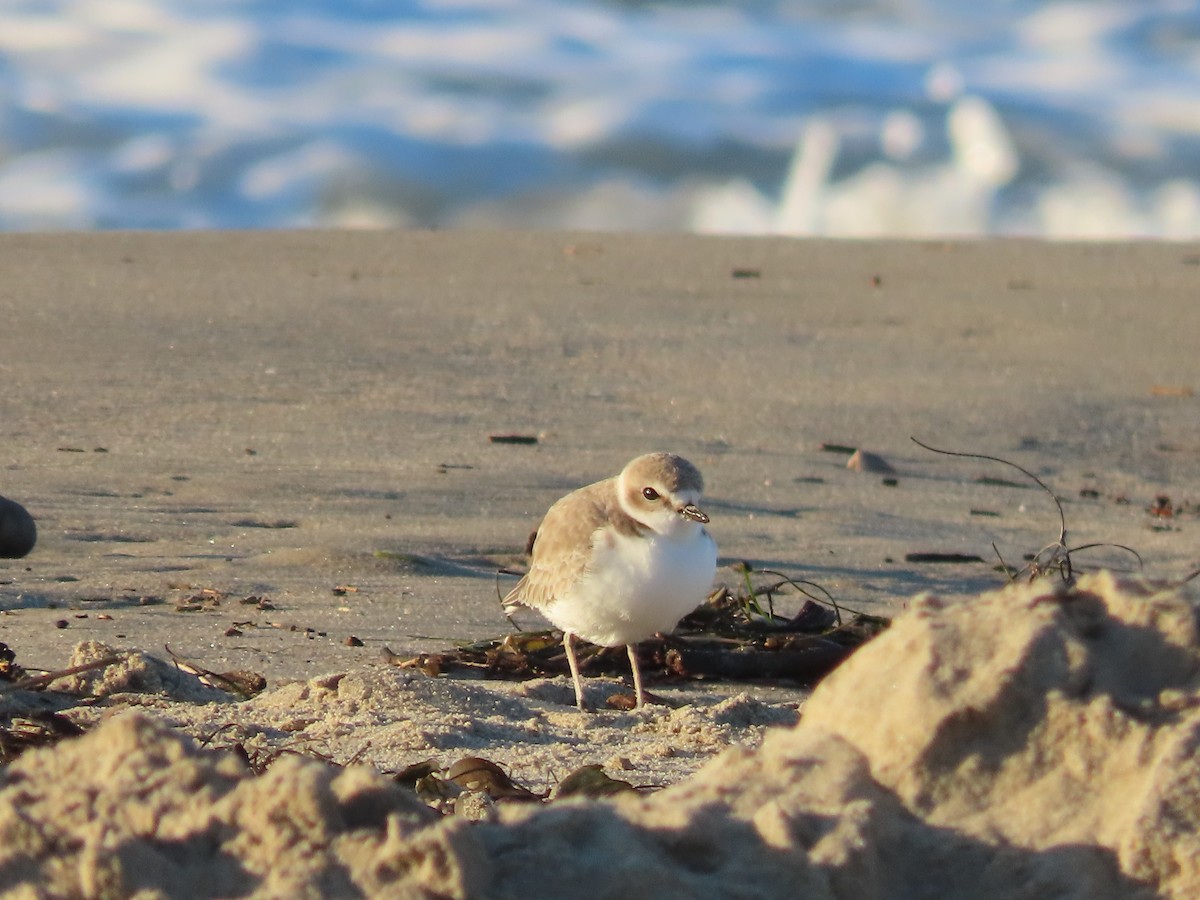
{"left": 846, "top": 449, "right": 896, "bottom": 474}
{"left": 345, "top": 636, "right": 364, "bottom": 647}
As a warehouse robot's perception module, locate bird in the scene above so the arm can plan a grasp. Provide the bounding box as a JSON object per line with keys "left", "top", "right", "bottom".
{"left": 502, "top": 452, "right": 718, "bottom": 710}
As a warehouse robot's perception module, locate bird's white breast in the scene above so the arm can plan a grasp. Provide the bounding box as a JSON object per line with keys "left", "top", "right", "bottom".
{"left": 545, "top": 523, "right": 717, "bottom": 647}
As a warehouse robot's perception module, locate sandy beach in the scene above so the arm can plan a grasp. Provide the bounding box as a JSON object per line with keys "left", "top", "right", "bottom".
{"left": 1, "top": 231, "right": 1199, "bottom": 897}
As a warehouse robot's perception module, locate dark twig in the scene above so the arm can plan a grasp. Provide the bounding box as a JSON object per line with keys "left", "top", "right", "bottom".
{"left": 0, "top": 654, "right": 128, "bottom": 693}
{"left": 495, "top": 567, "right": 527, "bottom": 630}
{"left": 912, "top": 436, "right": 1143, "bottom": 584}
{"left": 759, "top": 570, "right": 846, "bottom": 626}
{"left": 912, "top": 436, "right": 1069, "bottom": 568}
{"left": 991, "top": 542, "right": 1017, "bottom": 581}
{"left": 1068, "top": 542, "right": 1143, "bottom": 569}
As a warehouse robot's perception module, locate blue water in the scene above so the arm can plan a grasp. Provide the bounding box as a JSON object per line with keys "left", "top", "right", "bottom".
{"left": 2, "top": 0, "right": 1200, "bottom": 237}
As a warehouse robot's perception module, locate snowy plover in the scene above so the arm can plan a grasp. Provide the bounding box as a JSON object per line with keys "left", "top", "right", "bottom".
{"left": 503, "top": 452, "right": 718, "bottom": 710}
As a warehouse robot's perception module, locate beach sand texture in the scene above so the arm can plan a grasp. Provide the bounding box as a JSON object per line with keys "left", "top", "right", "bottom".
{"left": 1, "top": 231, "right": 1199, "bottom": 896}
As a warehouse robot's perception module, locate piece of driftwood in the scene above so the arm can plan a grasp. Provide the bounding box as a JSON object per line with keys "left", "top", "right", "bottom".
{"left": 389, "top": 586, "right": 889, "bottom": 687}
{"left": 659, "top": 635, "right": 851, "bottom": 681}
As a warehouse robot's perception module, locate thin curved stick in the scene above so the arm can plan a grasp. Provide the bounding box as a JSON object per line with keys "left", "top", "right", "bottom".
{"left": 912, "top": 436, "right": 1072, "bottom": 580}
{"left": 495, "top": 568, "right": 526, "bottom": 630}
{"left": 0, "top": 653, "right": 128, "bottom": 693}
{"left": 757, "top": 569, "right": 883, "bottom": 625}
{"left": 758, "top": 572, "right": 841, "bottom": 626}
{"left": 991, "top": 542, "right": 1018, "bottom": 582}
{"left": 1067, "top": 542, "right": 1144, "bottom": 570}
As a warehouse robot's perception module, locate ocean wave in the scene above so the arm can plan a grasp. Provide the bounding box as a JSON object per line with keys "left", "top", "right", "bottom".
{"left": 3, "top": 0, "right": 1200, "bottom": 237}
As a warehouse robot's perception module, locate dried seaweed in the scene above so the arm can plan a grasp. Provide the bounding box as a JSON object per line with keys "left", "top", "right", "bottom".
{"left": 397, "top": 572, "right": 888, "bottom": 688}
{"left": 0, "top": 643, "right": 25, "bottom": 683}
{"left": 553, "top": 764, "right": 638, "bottom": 799}
{"left": 386, "top": 755, "right": 650, "bottom": 814}
{"left": 0, "top": 643, "right": 93, "bottom": 764}
{"left": 0, "top": 712, "right": 83, "bottom": 764}
{"left": 446, "top": 757, "right": 540, "bottom": 801}
{"left": 164, "top": 646, "right": 267, "bottom": 699}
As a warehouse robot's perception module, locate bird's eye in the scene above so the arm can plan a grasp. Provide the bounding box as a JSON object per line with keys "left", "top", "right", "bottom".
{"left": 641, "top": 487, "right": 660, "bottom": 501}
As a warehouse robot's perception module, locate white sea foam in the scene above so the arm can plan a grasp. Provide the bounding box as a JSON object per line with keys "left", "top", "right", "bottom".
{"left": 2, "top": 0, "right": 1200, "bottom": 237}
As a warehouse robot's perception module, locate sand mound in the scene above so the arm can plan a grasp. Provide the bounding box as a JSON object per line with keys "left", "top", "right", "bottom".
{"left": 2, "top": 572, "right": 1198, "bottom": 898}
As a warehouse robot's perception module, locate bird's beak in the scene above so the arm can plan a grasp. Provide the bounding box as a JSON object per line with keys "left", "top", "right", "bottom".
{"left": 679, "top": 503, "right": 709, "bottom": 524}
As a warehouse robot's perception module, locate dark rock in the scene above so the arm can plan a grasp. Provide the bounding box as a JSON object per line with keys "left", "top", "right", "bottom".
{"left": 0, "top": 495, "right": 36, "bottom": 558}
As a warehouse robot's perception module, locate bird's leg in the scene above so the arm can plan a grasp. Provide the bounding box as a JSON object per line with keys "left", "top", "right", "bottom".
{"left": 627, "top": 643, "right": 645, "bottom": 709}
{"left": 564, "top": 631, "right": 590, "bottom": 711}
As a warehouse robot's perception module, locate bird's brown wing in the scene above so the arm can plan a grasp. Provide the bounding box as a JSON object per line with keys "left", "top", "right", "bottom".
{"left": 501, "top": 478, "right": 616, "bottom": 616}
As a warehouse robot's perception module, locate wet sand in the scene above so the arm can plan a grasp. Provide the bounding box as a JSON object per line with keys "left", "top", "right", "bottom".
{"left": 2, "top": 231, "right": 1200, "bottom": 897}
{"left": 3, "top": 231, "right": 1197, "bottom": 679}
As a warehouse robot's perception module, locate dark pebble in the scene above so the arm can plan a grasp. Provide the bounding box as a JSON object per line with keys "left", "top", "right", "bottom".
{"left": 0, "top": 495, "right": 37, "bottom": 558}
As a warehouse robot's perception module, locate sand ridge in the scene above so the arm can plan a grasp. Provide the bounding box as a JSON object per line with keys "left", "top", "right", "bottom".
{"left": 1, "top": 573, "right": 1197, "bottom": 897}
